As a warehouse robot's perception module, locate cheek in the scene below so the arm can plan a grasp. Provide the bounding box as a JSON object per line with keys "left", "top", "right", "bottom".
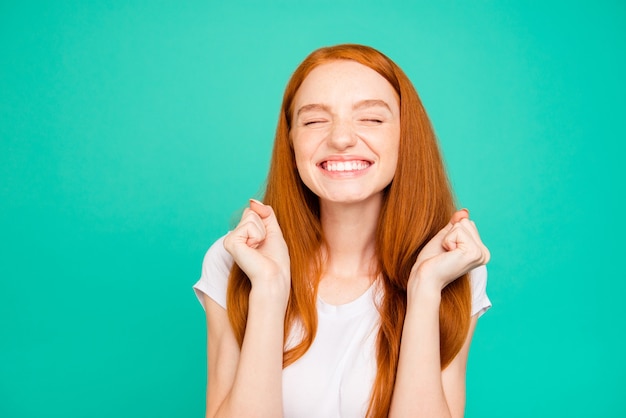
{"left": 292, "top": 140, "right": 315, "bottom": 180}
{"left": 292, "top": 142, "right": 306, "bottom": 167}
{"left": 294, "top": 158, "right": 317, "bottom": 194}
{"left": 383, "top": 131, "right": 401, "bottom": 176}
{"left": 294, "top": 156, "right": 308, "bottom": 179}
{"left": 292, "top": 132, "right": 317, "bottom": 165}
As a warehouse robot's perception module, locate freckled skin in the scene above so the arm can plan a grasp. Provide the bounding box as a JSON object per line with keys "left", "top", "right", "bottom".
{"left": 291, "top": 61, "right": 401, "bottom": 205}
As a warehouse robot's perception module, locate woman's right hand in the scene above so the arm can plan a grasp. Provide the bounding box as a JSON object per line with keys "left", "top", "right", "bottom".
{"left": 223, "top": 199, "right": 291, "bottom": 305}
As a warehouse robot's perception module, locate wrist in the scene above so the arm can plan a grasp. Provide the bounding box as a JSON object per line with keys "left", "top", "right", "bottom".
{"left": 249, "top": 283, "right": 290, "bottom": 312}
{"left": 407, "top": 273, "right": 443, "bottom": 306}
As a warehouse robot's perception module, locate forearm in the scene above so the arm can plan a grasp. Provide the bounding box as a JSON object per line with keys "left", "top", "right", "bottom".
{"left": 214, "top": 289, "right": 286, "bottom": 418}
{"left": 389, "top": 282, "right": 451, "bottom": 418}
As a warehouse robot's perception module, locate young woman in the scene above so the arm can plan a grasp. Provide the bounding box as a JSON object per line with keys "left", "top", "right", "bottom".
{"left": 194, "top": 44, "right": 491, "bottom": 418}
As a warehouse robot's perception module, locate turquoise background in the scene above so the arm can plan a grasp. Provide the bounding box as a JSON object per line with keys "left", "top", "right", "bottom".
{"left": 1, "top": 1, "right": 624, "bottom": 416}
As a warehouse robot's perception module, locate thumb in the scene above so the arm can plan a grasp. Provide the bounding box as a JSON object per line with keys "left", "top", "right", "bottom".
{"left": 436, "top": 209, "right": 470, "bottom": 239}
{"left": 249, "top": 198, "right": 272, "bottom": 218}
{"left": 249, "top": 199, "right": 282, "bottom": 234}
{"left": 450, "top": 208, "right": 469, "bottom": 224}
{"left": 430, "top": 209, "right": 469, "bottom": 248}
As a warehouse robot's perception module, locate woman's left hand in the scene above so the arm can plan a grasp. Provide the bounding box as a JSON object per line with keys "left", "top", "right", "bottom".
{"left": 409, "top": 209, "right": 490, "bottom": 294}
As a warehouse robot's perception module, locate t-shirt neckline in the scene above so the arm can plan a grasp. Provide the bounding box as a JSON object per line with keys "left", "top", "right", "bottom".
{"left": 316, "top": 281, "right": 378, "bottom": 316}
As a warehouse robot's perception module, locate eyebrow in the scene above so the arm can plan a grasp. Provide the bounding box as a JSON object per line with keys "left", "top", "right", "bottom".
{"left": 296, "top": 99, "right": 393, "bottom": 117}
{"left": 353, "top": 99, "right": 393, "bottom": 112}
{"left": 296, "top": 103, "right": 331, "bottom": 117}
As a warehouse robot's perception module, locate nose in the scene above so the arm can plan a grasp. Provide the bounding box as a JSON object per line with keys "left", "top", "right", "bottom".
{"left": 327, "top": 119, "right": 357, "bottom": 150}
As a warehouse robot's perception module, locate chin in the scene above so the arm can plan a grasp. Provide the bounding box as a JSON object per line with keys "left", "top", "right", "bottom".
{"left": 320, "top": 190, "right": 383, "bottom": 205}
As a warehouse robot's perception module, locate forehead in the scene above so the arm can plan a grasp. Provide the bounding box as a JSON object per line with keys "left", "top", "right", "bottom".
{"left": 293, "top": 60, "right": 399, "bottom": 108}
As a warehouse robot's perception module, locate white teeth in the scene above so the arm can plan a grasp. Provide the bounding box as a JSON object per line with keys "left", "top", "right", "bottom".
{"left": 325, "top": 161, "right": 369, "bottom": 172}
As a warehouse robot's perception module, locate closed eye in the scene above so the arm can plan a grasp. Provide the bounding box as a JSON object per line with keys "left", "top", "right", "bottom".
{"left": 303, "top": 120, "right": 328, "bottom": 126}
{"left": 360, "top": 118, "right": 383, "bottom": 124}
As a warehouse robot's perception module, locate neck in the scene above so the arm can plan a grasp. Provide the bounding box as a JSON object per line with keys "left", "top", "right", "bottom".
{"left": 319, "top": 195, "right": 382, "bottom": 278}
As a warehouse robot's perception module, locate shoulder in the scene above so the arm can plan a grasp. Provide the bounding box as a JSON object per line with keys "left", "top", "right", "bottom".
{"left": 193, "top": 234, "right": 234, "bottom": 310}
{"left": 202, "top": 235, "right": 233, "bottom": 272}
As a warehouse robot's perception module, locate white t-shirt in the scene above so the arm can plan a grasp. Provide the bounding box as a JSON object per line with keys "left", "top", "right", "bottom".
{"left": 193, "top": 235, "right": 491, "bottom": 418}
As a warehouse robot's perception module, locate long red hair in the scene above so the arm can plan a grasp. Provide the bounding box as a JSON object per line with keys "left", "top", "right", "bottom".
{"left": 226, "top": 44, "right": 471, "bottom": 418}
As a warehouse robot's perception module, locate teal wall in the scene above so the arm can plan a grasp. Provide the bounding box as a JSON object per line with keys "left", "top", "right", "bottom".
{"left": 2, "top": 1, "right": 624, "bottom": 416}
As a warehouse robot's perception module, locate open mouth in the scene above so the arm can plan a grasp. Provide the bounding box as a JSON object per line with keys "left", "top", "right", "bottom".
{"left": 320, "top": 160, "right": 372, "bottom": 172}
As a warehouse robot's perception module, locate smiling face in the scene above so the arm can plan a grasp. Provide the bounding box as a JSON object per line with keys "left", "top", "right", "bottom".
{"left": 290, "top": 60, "right": 401, "bottom": 206}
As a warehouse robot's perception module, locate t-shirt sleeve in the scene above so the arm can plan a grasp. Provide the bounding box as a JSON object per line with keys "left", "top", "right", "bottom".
{"left": 193, "top": 235, "right": 234, "bottom": 311}
{"left": 469, "top": 265, "right": 491, "bottom": 318}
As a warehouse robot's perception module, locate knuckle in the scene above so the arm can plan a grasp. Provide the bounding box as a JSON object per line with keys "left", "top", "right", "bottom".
{"left": 223, "top": 234, "right": 235, "bottom": 251}
{"left": 483, "top": 246, "right": 491, "bottom": 263}
{"left": 467, "top": 245, "right": 482, "bottom": 262}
